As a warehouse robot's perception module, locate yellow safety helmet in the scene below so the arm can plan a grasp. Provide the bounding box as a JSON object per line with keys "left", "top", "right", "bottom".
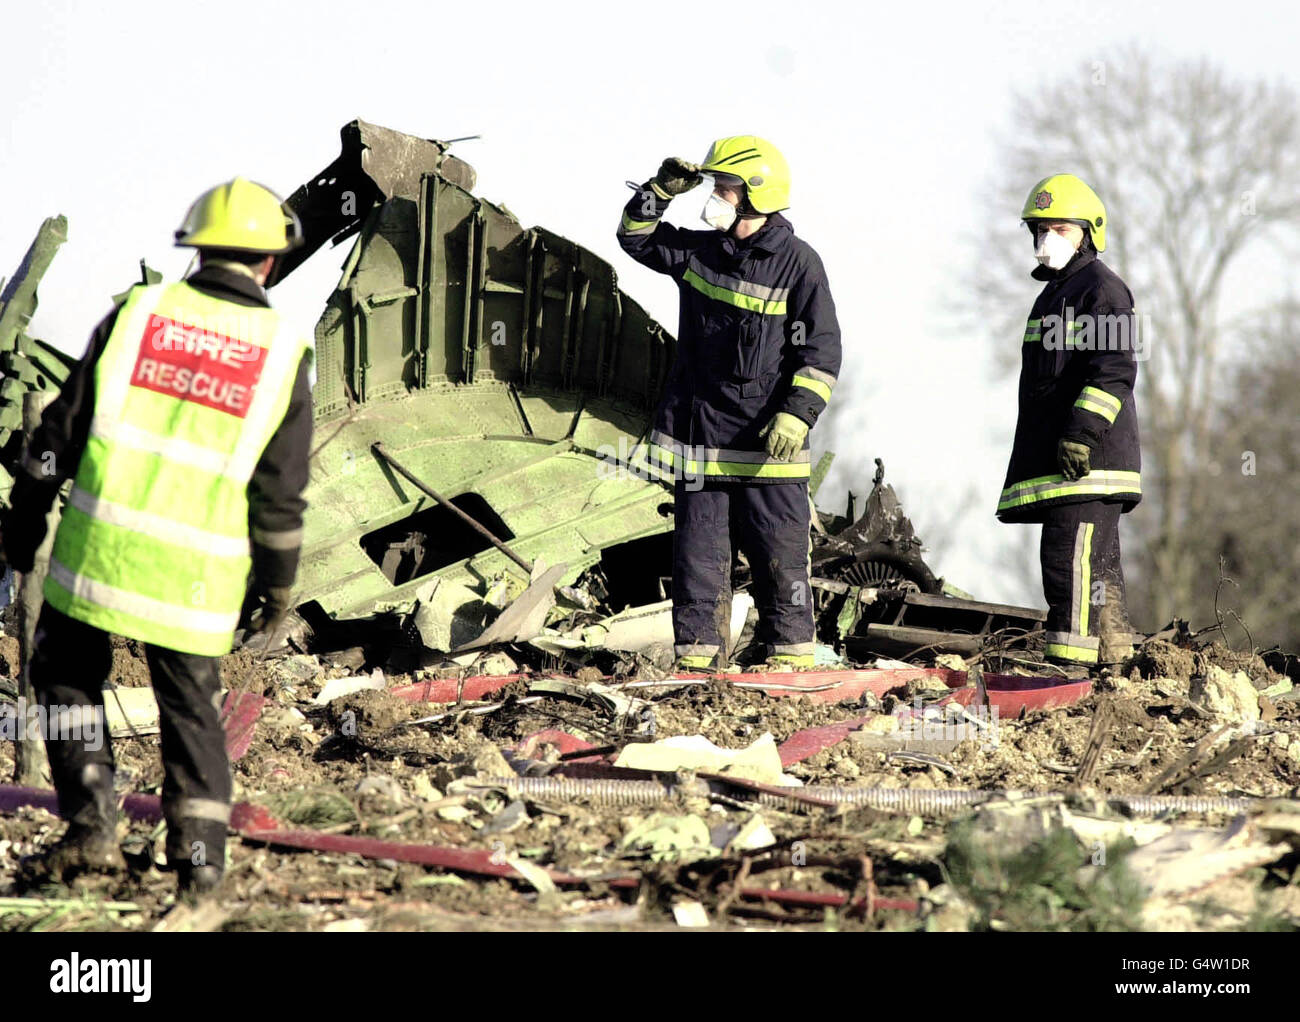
{"left": 175, "top": 177, "right": 303, "bottom": 254}
{"left": 1021, "top": 174, "right": 1107, "bottom": 252}
{"left": 699, "top": 135, "right": 791, "bottom": 214}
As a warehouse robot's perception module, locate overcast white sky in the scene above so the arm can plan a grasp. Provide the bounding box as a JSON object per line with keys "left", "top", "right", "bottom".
{"left": 3, "top": 0, "right": 1297, "bottom": 609}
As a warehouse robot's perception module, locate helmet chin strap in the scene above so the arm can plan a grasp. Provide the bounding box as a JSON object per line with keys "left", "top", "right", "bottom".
{"left": 726, "top": 192, "right": 768, "bottom": 237}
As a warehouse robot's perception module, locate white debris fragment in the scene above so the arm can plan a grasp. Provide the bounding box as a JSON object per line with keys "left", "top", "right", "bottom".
{"left": 1189, "top": 667, "right": 1260, "bottom": 723}
{"left": 671, "top": 900, "right": 710, "bottom": 927}
{"left": 312, "top": 668, "right": 386, "bottom": 706}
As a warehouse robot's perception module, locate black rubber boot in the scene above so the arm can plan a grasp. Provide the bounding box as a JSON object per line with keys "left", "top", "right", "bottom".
{"left": 24, "top": 820, "right": 125, "bottom": 885}
{"left": 730, "top": 642, "right": 774, "bottom": 669}
{"left": 176, "top": 863, "right": 224, "bottom": 901}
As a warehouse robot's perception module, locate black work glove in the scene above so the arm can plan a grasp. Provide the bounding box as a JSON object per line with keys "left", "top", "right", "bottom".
{"left": 242, "top": 584, "right": 294, "bottom": 639}
{"left": 1057, "top": 438, "right": 1092, "bottom": 481}
{"left": 650, "top": 157, "right": 702, "bottom": 199}
{"left": 0, "top": 506, "right": 49, "bottom": 573}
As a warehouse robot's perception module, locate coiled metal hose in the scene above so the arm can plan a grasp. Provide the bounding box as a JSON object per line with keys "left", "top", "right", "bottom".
{"left": 477, "top": 776, "right": 1258, "bottom": 816}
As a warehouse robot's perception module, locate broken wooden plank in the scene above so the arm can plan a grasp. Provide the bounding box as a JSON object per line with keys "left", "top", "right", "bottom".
{"left": 1071, "top": 696, "right": 1115, "bottom": 788}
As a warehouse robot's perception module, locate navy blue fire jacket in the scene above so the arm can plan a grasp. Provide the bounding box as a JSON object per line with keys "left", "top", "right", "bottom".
{"left": 617, "top": 182, "right": 841, "bottom": 484}
{"left": 997, "top": 246, "right": 1142, "bottom": 523}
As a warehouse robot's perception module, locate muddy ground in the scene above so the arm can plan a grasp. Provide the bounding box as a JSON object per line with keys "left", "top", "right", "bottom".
{"left": 2, "top": 635, "right": 1298, "bottom": 932}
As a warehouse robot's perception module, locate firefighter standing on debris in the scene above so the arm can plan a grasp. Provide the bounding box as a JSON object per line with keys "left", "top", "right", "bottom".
{"left": 1, "top": 179, "right": 313, "bottom": 895}
{"left": 617, "top": 138, "right": 841, "bottom": 670}
{"left": 998, "top": 174, "right": 1140, "bottom": 669}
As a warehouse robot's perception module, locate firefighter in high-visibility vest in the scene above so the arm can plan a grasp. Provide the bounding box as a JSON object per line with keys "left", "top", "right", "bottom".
{"left": 3, "top": 179, "right": 313, "bottom": 895}
{"left": 617, "top": 137, "right": 841, "bottom": 670}
{"left": 998, "top": 174, "right": 1141, "bottom": 669}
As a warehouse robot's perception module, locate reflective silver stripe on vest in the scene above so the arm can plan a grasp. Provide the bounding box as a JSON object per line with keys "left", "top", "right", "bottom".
{"left": 228, "top": 322, "right": 307, "bottom": 481}
{"left": 686, "top": 256, "right": 790, "bottom": 304}
{"left": 91, "top": 285, "right": 169, "bottom": 423}
{"left": 89, "top": 419, "right": 244, "bottom": 479}
{"left": 49, "top": 558, "right": 241, "bottom": 636}
{"left": 69, "top": 486, "right": 251, "bottom": 558}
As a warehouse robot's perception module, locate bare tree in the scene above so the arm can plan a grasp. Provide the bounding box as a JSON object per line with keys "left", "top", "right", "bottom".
{"left": 1193, "top": 307, "right": 1300, "bottom": 650}
{"left": 970, "top": 48, "right": 1300, "bottom": 635}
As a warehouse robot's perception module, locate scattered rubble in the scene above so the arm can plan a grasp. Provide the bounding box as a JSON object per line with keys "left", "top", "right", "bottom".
{"left": 2, "top": 620, "right": 1296, "bottom": 931}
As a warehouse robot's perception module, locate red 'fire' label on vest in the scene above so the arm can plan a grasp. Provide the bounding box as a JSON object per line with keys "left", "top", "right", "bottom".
{"left": 130, "top": 314, "right": 269, "bottom": 418}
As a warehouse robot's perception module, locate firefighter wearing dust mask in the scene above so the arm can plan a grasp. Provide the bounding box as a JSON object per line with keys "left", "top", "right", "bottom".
{"left": 998, "top": 174, "right": 1142, "bottom": 669}
{"left": 617, "top": 137, "right": 842, "bottom": 670}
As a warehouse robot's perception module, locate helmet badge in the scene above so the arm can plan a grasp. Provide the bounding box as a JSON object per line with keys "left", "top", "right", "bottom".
{"left": 1034, "top": 190, "right": 1053, "bottom": 210}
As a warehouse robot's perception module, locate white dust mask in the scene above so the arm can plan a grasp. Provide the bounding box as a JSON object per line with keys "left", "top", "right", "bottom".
{"left": 701, "top": 193, "right": 738, "bottom": 232}
{"left": 1035, "top": 229, "right": 1078, "bottom": 270}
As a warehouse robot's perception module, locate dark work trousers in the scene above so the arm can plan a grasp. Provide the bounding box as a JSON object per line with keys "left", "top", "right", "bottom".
{"left": 672, "top": 479, "right": 813, "bottom": 666}
{"left": 1039, "top": 500, "right": 1135, "bottom": 664}
{"left": 29, "top": 604, "right": 231, "bottom": 869}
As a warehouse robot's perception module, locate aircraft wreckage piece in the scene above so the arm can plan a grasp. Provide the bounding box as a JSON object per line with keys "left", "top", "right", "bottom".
{"left": 0, "top": 216, "right": 78, "bottom": 500}
{"left": 806, "top": 458, "right": 1045, "bottom": 657}
{"left": 272, "top": 120, "right": 679, "bottom": 629}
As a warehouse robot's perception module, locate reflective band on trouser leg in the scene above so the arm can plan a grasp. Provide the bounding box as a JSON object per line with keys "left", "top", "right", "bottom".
{"left": 250, "top": 525, "right": 303, "bottom": 550}
{"left": 176, "top": 798, "right": 232, "bottom": 824}
{"left": 675, "top": 650, "right": 721, "bottom": 670}
{"left": 43, "top": 280, "right": 308, "bottom": 656}
{"left": 1045, "top": 521, "right": 1100, "bottom": 663}
{"left": 1040, "top": 506, "right": 1101, "bottom": 665}
{"left": 769, "top": 642, "right": 815, "bottom": 668}
{"left": 1043, "top": 631, "right": 1100, "bottom": 663}
{"left": 1072, "top": 522, "right": 1094, "bottom": 639}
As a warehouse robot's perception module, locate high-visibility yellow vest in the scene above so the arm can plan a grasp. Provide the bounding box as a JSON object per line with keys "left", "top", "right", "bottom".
{"left": 44, "top": 281, "right": 308, "bottom": 656}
